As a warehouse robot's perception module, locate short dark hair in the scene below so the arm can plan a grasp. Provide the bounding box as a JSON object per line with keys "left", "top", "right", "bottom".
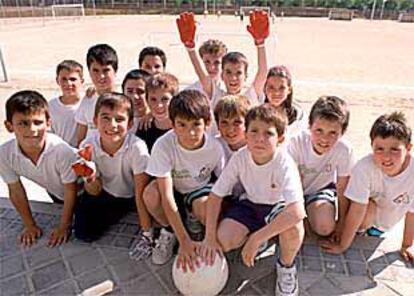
{"left": 245, "top": 103, "right": 287, "bottom": 137}
{"left": 370, "top": 112, "right": 411, "bottom": 145}
{"left": 122, "top": 69, "right": 151, "bottom": 93}
{"left": 6, "top": 90, "right": 49, "bottom": 122}
{"left": 169, "top": 89, "right": 211, "bottom": 124}
{"left": 138, "top": 46, "right": 167, "bottom": 68}
{"left": 146, "top": 72, "right": 179, "bottom": 97}
{"left": 309, "top": 96, "right": 350, "bottom": 133}
{"left": 94, "top": 92, "right": 134, "bottom": 121}
{"left": 56, "top": 59, "right": 83, "bottom": 79}
{"left": 222, "top": 52, "right": 248, "bottom": 73}
{"left": 214, "top": 94, "right": 251, "bottom": 125}
{"left": 86, "top": 44, "right": 118, "bottom": 72}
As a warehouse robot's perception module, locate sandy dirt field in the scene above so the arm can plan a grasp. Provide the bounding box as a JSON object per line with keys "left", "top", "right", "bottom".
{"left": 0, "top": 14, "right": 413, "bottom": 200}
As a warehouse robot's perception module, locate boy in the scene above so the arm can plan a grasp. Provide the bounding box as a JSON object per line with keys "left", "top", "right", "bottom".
{"left": 214, "top": 94, "right": 250, "bottom": 163}
{"left": 75, "top": 43, "right": 118, "bottom": 146}
{"left": 138, "top": 46, "right": 166, "bottom": 75}
{"left": 73, "top": 92, "right": 150, "bottom": 242}
{"left": 176, "top": 10, "right": 268, "bottom": 107}
{"left": 322, "top": 112, "right": 414, "bottom": 261}
{"left": 0, "top": 90, "right": 78, "bottom": 247}
{"left": 49, "top": 60, "right": 84, "bottom": 147}
{"left": 287, "top": 96, "right": 354, "bottom": 237}
{"left": 201, "top": 104, "right": 305, "bottom": 296}
{"left": 186, "top": 39, "right": 227, "bottom": 95}
{"left": 136, "top": 72, "right": 179, "bottom": 152}
{"left": 143, "top": 89, "right": 225, "bottom": 268}
{"left": 122, "top": 69, "right": 151, "bottom": 132}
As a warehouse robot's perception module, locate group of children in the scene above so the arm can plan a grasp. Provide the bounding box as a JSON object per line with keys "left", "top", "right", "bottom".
{"left": 1, "top": 10, "right": 413, "bottom": 296}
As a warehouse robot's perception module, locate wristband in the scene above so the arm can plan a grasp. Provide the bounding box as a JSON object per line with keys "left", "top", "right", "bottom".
{"left": 186, "top": 46, "right": 196, "bottom": 52}
{"left": 256, "top": 43, "right": 265, "bottom": 48}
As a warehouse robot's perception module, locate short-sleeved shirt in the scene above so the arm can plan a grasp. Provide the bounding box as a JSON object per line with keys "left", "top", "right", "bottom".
{"left": 49, "top": 96, "right": 81, "bottom": 147}
{"left": 146, "top": 130, "right": 225, "bottom": 194}
{"left": 213, "top": 147, "right": 303, "bottom": 206}
{"left": 0, "top": 133, "right": 78, "bottom": 200}
{"left": 74, "top": 94, "right": 98, "bottom": 138}
{"left": 81, "top": 132, "right": 149, "bottom": 198}
{"left": 345, "top": 154, "right": 414, "bottom": 231}
{"left": 287, "top": 131, "right": 355, "bottom": 195}
{"left": 136, "top": 123, "right": 170, "bottom": 153}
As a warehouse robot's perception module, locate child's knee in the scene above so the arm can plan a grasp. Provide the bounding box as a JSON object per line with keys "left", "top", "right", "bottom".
{"left": 217, "top": 220, "right": 247, "bottom": 252}
{"left": 191, "top": 197, "right": 208, "bottom": 224}
{"left": 143, "top": 182, "right": 160, "bottom": 209}
{"left": 307, "top": 201, "right": 335, "bottom": 236}
{"left": 312, "top": 220, "right": 335, "bottom": 237}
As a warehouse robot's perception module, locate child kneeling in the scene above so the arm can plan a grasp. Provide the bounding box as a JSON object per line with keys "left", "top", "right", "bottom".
{"left": 202, "top": 104, "right": 306, "bottom": 296}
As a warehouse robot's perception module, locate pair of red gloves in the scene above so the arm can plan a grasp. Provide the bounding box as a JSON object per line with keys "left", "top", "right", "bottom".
{"left": 72, "top": 144, "right": 96, "bottom": 182}
{"left": 176, "top": 10, "right": 270, "bottom": 48}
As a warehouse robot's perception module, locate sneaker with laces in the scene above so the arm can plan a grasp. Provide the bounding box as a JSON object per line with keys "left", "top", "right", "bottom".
{"left": 129, "top": 230, "right": 154, "bottom": 261}
{"left": 275, "top": 260, "right": 299, "bottom": 296}
{"left": 152, "top": 228, "right": 176, "bottom": 265}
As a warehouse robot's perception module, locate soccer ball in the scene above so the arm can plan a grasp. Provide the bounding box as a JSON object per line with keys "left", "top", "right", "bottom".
{"left": 172, "top": 254, "right": 229, "bottom": 296}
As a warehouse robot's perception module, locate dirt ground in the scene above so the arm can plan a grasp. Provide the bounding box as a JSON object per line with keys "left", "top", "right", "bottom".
{"left": 0, "top": 14, "right": 413, "bottom": 160}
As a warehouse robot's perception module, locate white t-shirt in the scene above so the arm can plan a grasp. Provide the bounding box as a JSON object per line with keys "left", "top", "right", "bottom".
{"left": 287, "top": 131, "right": 355, "bottom": 195}
{"left": 74, "top": 94, "right": 98, "bottom": 138}
{"left": 345, "top": 154, "right": 414, "bottom": 231}
{"left": 49, "top": 96, "right": 81, "bottom": 147}
{"left": 0, "top": 133, "right": 78, "bottom": 200}
{"left": 81, "top": 132, "right": 149, "bottom": 198}
{"left": 146, "top": 130, "right": 225, "bottom": 194}
{"left": 285, "top": 104, "right": 308, "bottom": 141}
{"left": 213, "top": 147, "right": 303, "bottom": 205}
{"left": 216, "top": 136, "right": 238, "bottom": 164}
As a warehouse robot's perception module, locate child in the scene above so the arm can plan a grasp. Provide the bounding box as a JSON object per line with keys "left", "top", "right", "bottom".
{"left": 176, "top": 10, "right": 268, "bottom": 107}
{"left": 75, "top": 43, "right": 118, "bottom": 146}
{"left": 73, "top": 92, "right": 150, "bottom": 242}
{"left": 49, "top": 60, "right": 84, "bottom": 147}
{"left": 264, "top": 65, "right": 307, "bottom": 140}
{"left": 214, "top": 94, "right": 250, "bottom": 163}
{"left": 201, "top": 104, "right": 305, "bottom": 295}
{"left": 122, "top": 69, "right": 151, "bottom": 132}
{"left": 136, "top": 72, "right": 179, "bottom": 152}
{"left": 287, "top": 96, "right": 354, "bottom": 237}
{"left": 322, "top": 112, "right": 414, "bottom": 261}
{"left": 0, "top": 90, "right": 78, "bottom": 247}
{"left": 186, "top": 39, "right": 228, "bottom": 94}
{"left": 138, "top": 46, "right": 166, "bottom": 75}
{"left": 143, "top": 89, "right": 225, "bottom": 269}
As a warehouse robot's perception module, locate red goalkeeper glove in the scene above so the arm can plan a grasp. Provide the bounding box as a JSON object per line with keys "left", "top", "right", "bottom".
{"left": 176, "top": 11, "right": 196, "bottom": 49}
{"left": 246, "top": 10, "right": 269, "bottom": 45}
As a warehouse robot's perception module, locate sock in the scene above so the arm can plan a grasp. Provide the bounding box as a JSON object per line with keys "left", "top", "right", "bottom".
{"left": 165, "top": 226, "right": 174, "bottom": 233}
{"left": 278, "top": 258, "right": 295, "bottom": 268}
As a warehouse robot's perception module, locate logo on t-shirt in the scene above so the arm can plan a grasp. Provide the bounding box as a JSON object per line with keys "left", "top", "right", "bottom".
{"left": 393, "top": 192, "right": 410, "bottom": 205}
{"left": 172, "top": 169, "right": 191, "bottom": 179}
{"left": 195, "top": 166, "right": 213, "bottom": 183}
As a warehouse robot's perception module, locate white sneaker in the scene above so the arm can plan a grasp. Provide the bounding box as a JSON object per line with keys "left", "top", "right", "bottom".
{"left": 275, "top": 260, "right": 299, "bottom": 296}
{"left": 152, "top": 228, "right": 176, "bottom": 265}
{"left": 129, "top": 230, "right": 154, "bottom": 261}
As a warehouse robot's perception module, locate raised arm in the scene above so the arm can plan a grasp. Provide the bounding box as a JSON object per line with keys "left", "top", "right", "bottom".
{"left": 177, "top": 12, "right": 213, "bottom": 98}
{"left": 247, "top": 10, "right": 269, "bottom": 97}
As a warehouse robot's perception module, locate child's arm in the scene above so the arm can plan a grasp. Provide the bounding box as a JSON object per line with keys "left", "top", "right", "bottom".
{"left": 400, "top": 212, "right": 414, "bottom": 262}
{"left": 333, "top": 176, "right": 351, "bottom": 241}
{"left": 48, "top": 182, "right": 77, "bottom": 247}
{"left": 241, "top": 201, "right": 305, "bottom": 267}
{"left": 247, "top": 10, "right": 269, "bottom": 98}
{"left": 8, "top": 181, "right": 42, "bottom": 246}
{"left": 321, "top": 200, "right": 367, "bottom": 254}
{"left": 76, "top": 123, "right": 88, "bottom": 147}
{"left": 157, "top": 176, "right": 199, "bottom": 272}
{"left": 200, "top": 192, "right": 223, "bottom": 265}
{"left": 176, "top": 12, "right": 213, "bottom": 99}
{"left": 134, "top": 173, "right": 151, "bottom": 231}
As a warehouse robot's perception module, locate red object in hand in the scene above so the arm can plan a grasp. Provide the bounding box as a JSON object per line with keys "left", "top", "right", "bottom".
{"left": 72, "top": 144, "right": 94, "bottom": 177}
{"left": 246, "top": 10, "right": 269, "bottom": 45}
{"left": 176, "top": 12, "right": 196, "bottom": 48}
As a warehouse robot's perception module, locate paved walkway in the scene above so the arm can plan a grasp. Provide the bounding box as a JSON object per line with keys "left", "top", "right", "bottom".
{"left": 1, "top": 197, "right": 413, "bottom": 296}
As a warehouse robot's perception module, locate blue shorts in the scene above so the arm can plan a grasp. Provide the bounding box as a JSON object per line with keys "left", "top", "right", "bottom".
{"left": 222, "top": 199, "right": 286, "bottom": 233}
{"left": 304, "top": 183, "right": 337, "bottom": 207}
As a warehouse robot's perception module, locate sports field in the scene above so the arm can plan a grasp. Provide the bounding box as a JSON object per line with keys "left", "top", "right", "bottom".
{"left": 0, "top": 14, "right": 413, "bottom": 199}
